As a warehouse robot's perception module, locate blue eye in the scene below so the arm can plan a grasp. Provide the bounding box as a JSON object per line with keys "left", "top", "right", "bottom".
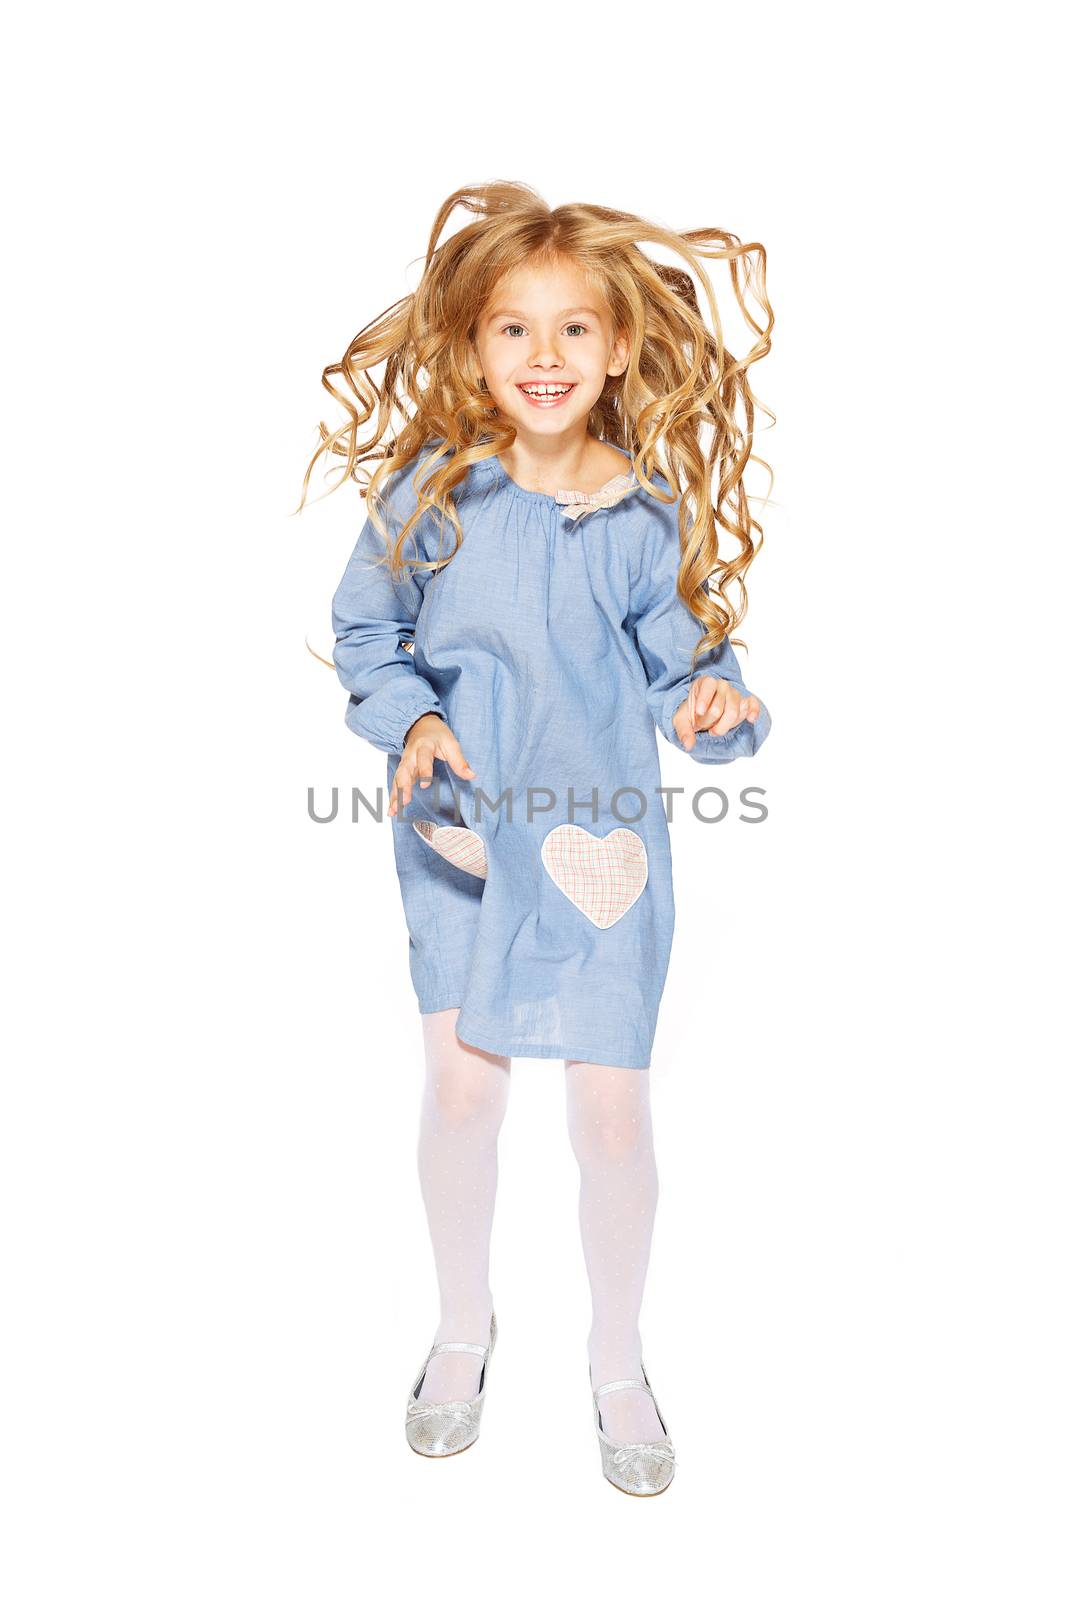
{"left": 500, "top": 323, "right": 587, "bottom": 338}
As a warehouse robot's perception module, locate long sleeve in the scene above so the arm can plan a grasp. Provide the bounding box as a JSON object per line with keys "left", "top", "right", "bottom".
{"left": 331, "top": 462, "right": 446, "bottom": 755}
{"left": 627, "top": 500, "right": 772, "bottom": 765}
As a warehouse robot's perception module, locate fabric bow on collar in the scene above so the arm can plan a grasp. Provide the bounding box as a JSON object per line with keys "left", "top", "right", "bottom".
{"left": 555, "top": 471, "right": 639, "bottom": 524}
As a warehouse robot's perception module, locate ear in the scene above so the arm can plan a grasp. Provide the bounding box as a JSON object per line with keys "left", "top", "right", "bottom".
{"left": 468, "top": 326, "right": 484, "bottom": 386}
{"left": 606, "top": 329, "right": 630, "bottom": 377}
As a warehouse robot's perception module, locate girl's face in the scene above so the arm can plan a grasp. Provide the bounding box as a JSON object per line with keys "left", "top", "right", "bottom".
{"left": 473, "top": 257, "right": 629, "bottom": 439}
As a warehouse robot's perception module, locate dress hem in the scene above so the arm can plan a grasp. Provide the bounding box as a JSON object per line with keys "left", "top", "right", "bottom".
{"left": 416, "top": 995, "right": 651, "bottom": 1070}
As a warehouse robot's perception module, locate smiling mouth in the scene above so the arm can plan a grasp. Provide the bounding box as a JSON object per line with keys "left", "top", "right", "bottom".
{"left": 516, "top": 382, "right": 576, "bottom": 405}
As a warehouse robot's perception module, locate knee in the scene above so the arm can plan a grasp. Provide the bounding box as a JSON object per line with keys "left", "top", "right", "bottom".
{"left": 425, "top": 1062, "right": 508, "bottom": 1135}
{"left": 567, "top": 1099, "right": 650, "bottom": 1165}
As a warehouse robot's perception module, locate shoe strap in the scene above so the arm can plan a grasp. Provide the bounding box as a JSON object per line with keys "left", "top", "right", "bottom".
{"left": 430, "top": 1339, "right": 488, "bottom": 1358}
{"left": 593, "top": 1377, "right": 653, "bottom": 1401}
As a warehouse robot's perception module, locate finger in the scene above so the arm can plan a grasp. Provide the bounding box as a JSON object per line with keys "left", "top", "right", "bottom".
{"left": 746, "top": 697, "right": 761, "bottom": 723}
{"left": 415, "top": 742, "right": 436, "bottom": 789}
{"left": 696, "top": 681, "right": 728, "bottom": 730}
{"left": 674, "top": 698, "right": 696, "bottom": 752}
{"left": 391, "top": 757, "right": 415, "bottom": 814}
{"left": 689, "top": 677, "right": 716, "bottom": 728}
{"left": 707, "top": 693, "right": 741, "bottom": 735}
{"left": 444, "top": 738, "right": 477, "bottom": 780}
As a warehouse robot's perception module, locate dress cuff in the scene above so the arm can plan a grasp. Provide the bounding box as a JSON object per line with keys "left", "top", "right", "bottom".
{"left": 664, "top": 697, "right": 771, "bottom": 764}
{"left": 345, "top": 679, "right": 445, "bottom": 756}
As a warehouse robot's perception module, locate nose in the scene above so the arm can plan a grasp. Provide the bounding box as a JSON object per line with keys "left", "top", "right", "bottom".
{"left": 526, "top": 337, "right": 565, "bottom": 370}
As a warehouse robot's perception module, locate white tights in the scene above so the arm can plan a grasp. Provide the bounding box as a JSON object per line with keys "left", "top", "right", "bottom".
{"left": 416, "top": 1009, "right": 665, "bottom": 1444}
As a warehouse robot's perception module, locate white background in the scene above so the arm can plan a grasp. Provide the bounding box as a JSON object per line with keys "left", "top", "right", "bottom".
{"left": 3, "top": 3, "right": 1062, "bottom": 1596}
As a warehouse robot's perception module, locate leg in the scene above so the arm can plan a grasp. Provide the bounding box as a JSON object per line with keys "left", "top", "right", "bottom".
{"left": 564, "top": 1058, "right": 666, "bottom": 1443}
{"left": 416, "top": 1008, "right": 511, "bottom": 1401}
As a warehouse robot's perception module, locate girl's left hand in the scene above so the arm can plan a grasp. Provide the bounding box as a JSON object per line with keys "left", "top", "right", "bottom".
{"left": 673, "top": 676, "right": 761, "bottom": 750}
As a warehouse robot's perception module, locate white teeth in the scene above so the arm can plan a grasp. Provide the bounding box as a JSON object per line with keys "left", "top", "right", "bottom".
{"left": 520, "top": 383, "right": 573, "bottom": 395}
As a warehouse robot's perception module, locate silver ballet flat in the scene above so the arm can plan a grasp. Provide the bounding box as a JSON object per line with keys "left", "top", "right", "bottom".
{"left": 590, "top": 1362, "right": 677, "bottom": 1495}
{"left": 405, "top": 1311, "right": 498, "bottom": 1458}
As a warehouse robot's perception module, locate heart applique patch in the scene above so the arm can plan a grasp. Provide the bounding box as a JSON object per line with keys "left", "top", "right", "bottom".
{"left": 412, "top": 819, "right": 488, "bottom": 880}
{"left": 540, "top": 824, "right": 648, "bottom": 928}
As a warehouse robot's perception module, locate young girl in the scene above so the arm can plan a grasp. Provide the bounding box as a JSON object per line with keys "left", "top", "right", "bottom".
{"left": 303, "top": 181, "right": 773, "bottom": 1496}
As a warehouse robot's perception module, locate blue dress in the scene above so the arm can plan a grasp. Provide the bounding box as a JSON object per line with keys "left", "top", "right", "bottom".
{"left": 331, "top": 439, "right": 771, "bottom": 1069}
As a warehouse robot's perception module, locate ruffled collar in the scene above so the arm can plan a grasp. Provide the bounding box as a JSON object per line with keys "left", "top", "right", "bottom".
{"left": 475, "top": 447, "right": 642, "bottom": 523}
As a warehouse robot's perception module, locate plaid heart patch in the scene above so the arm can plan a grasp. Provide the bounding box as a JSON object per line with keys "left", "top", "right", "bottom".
{"left": 412, "top": 819, "right": 488, "bottom": 880}
{"left": 540, "top": 824, "right": 648, "bottom": 928}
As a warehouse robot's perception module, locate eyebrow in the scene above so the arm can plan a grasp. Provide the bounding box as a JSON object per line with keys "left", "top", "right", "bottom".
{"left": 488, "top": 305, "right": 602, "bottom": 320}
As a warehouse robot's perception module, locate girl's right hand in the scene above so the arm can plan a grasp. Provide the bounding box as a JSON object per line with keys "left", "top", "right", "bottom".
{"left": 389, "top": 714, "right": 477, "bottom": 816}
